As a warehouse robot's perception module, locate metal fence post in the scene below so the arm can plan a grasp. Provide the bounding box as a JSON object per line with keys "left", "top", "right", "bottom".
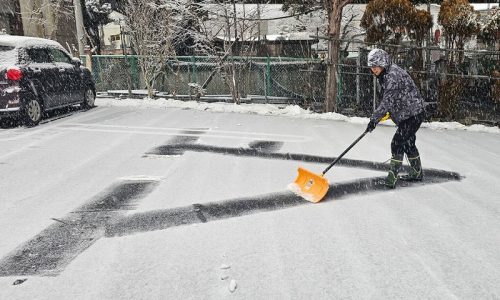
{"left": 131, "top": 56, "right": 139, "bottom": 89}
{"left": 338, "top": 57, "right": 343, "bottom": 108}
{"left": 125, "top": 55, "right": 132, "bottom": 96}
{"left": 263, "top": 64, "right": 268, "bottom": 103}
{"left": 91, "top": 55, "right": 98, "bottom": 83}
{"left": 356, "top": 51, "right": 361, "bottom": 105}
{"left": 191, "top": 56, "right": 198, "bottom": 83}
{"left": 266, "top": 56, "right": 271, "bottom": 97}
{"left": 373, "top": 75, "right": 377, "bottom": 112}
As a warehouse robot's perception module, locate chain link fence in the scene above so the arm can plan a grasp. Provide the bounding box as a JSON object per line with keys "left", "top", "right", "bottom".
{"left": 336, "top": 41, "right": 499, "bottom": 125}
{"left": 81, "top": 55, "right": 327, "bottom": 106}
{"left": 82, "top": 43, "right": 499, "bottom": 125}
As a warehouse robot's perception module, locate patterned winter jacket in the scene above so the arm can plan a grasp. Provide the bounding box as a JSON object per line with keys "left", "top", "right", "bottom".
{"left": 368, "top": 49, "right": 425, "bottom": 125}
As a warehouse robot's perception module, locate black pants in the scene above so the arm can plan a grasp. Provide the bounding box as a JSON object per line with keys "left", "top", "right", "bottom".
{"left": 391, "top": 113, "right": 424, "bottom": 159}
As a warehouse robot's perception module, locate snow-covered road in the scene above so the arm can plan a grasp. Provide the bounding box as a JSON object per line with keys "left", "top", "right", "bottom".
{"left": 0, "top": 99, "right": 499, "bottom": 299}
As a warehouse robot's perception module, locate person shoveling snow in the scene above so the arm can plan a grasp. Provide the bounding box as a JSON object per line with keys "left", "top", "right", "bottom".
{"left": 365, "top": 48, "right": 425, "bottom": 188}
{"left": 290, "top": 48, "right": 427, "bottom": 202}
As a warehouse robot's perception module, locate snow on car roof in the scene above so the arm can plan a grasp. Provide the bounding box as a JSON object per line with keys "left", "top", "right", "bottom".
{"left": 0, "top": 35, "right": 71, "bottom": 67}
{"left": 0, "top": 35, "right": 65, "bottom": 50}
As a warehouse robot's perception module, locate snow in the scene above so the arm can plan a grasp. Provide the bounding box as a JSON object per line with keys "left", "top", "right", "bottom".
{"left": 0, "top": 35, "right": 72, "bottom": 66}
{"left": 472, "top": 3, "right": 499, "bottom": 11}
{"left": 228, "top": 279, "right": 237, "bottom": 292}
{"left": 3, "top": 86, "right": 21, "bottom": 94}
{"left": 118, "top": 175, "right": 163, "bottom": 181}
{"left": 287, "top": 182, "right": 318, "bottom": 202}
{"left": 205, "top": 3, "right": 327, "bottom": 42}
{"left": 262, "top": 32, "right": 317, "bottom": 41}
{"left": 97, "top": 97, "right": 500, "bottom": 134}
{"left": 0, "top": 35, "right": 64, "bottom": 50}
{"left": 0, "top": 47, "right": 17, "bottom": 66}
{"left": 0, "top": 98, "right": 499, "bottom": 298}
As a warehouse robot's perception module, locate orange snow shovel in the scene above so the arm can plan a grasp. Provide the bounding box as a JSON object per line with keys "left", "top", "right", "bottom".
{"left": 289, "top": 131, "right": 368, "bottom": 203}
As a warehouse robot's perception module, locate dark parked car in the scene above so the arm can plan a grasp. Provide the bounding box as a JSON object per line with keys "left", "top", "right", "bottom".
{"left": 0, "top": 34, "right": 95, "bottom": 126}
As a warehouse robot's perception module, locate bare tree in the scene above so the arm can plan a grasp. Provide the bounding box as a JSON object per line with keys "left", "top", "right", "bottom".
{"left": 340, "top": 6, "right": 365, "bottom": 53}
{"left": 198, "top": 2, "right": 266, "bottom": 104}
{"left": 124, "top": 0, "right": 176, "bottom": 98}
{"left": 282, "top": 0, "right": 374, "bottom": 112}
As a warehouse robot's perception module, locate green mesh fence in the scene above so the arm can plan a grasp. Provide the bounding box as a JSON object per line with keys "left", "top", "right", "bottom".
{"left": 82, "top": 52, "right": 499, "bottom": 124}
{"left": 83, "top": 55, "right": 325, "bottom": 101}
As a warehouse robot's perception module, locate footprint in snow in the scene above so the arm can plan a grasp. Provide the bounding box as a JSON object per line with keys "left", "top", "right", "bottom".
{"left": 13, "top": 278, "right": 27, "bottom": 285}
{"left": 228, "top": 279, "right": 237, "bottom": 292}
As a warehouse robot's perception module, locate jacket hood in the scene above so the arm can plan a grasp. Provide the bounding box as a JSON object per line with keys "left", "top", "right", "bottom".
{"left": 367, "top": 49, "right": 391, "bottom": 68}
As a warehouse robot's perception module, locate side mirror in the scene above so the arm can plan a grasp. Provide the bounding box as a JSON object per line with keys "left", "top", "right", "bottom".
{"left": 72, "top": 57, "right": 82, "bottom": 67}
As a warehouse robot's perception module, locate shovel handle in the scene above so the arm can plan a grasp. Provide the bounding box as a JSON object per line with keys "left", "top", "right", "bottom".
{"left": 322, "top": 131, "right": 368, "bottom": 175}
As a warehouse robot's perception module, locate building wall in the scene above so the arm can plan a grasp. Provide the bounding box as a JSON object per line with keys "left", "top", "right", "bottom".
{"left": 100, "top": 12, "right": 131, "bottom": 55}
{"left": 0, "top": 0, "right": 24, "bottom": 35}
{"left": 17, "top": 0, "right": 78, "bottom": 54}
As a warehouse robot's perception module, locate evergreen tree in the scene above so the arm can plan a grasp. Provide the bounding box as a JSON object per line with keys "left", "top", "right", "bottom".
{"left": 360, "top": 0, "right": 428, "bottom": 46}
{"left": 438, "top": 0, "right": 480, "bottom": 63}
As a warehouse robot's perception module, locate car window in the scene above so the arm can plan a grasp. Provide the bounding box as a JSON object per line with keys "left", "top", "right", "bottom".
{"left": 49, "top": 48, "right": 72, "bottom": 64}
{"left": 27, "top": 48, "right": 52, "bottom": 63}
{"left": 0, "top": 45, "right": 15, "bottom": 52}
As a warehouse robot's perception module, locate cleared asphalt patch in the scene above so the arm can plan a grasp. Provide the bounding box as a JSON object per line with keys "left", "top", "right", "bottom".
{"left": 110, "top": 140, "right": 461, "bottom": 236}
{"left": 106, "top": 173, "right": 460, "bottom": 238}
{"left": 0, "top": 180, "right": 158, "bottom": 277}
{"left": 146, "top": 141, "right": 463, "bottom": 176}
{"left": 0, "top": 136, "right": 461, "bottom": 277}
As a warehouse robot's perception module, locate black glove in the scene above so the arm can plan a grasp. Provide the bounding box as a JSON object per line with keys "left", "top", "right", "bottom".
{"left": 366, "top": 119, "right": 377, "bottom": 133}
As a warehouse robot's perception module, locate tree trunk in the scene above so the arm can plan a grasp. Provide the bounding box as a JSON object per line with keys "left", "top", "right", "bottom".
{"left": 325, "top": 0, "right": 345, "bottom": 113}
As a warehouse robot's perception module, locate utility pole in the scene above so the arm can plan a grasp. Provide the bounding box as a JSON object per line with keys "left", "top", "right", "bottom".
{"left": 73, "top": 0, "right": 85, "bottom": 55}
{"left": 257, "top": 3, "right": 261, "bottom": 41}
{"left": 232, "top": 0, "right": 237, "bottom": 41}
{"left": 426, "top": 2, "right": 432, "bottom": 100}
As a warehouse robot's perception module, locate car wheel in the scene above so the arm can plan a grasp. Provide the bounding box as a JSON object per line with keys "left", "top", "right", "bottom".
{"left": 83, "top": 87, "right": 95, "bottom": 109}
{"left": 23, "top": 98, "right": 42, "bottom": 127}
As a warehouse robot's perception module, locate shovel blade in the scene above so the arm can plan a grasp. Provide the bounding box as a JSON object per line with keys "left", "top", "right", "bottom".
{"left": 289, "top": 167, "right": 329, "bottom": 203}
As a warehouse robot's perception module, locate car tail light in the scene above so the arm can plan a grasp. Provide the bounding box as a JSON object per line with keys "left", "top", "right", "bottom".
{"left": 6, "top": 67, "right": 22, "bottom": 81}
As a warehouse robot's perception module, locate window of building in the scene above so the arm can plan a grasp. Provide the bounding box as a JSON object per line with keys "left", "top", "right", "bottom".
{"left": 110, "top": 34, "right": 121, "bottom": 42}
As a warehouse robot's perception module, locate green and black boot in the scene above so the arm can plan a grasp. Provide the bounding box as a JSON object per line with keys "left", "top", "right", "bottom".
{"left": 385, "top": 156, "right": 403, "bottom": 189}
{"left": 401, "top": 156, "right": 423, "bottom": 181}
